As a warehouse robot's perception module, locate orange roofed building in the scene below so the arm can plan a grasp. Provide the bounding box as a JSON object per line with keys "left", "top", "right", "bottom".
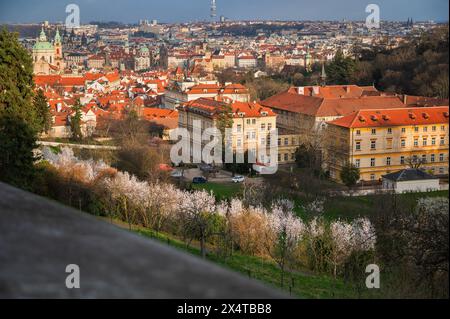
{"left": 260, "top": 84, "right": 448, "bottom": 166}
{"left": 177, "top": 98, "right": 277, "bottom": 164}
{"left": 326, "top": 106, "right": 449, "bottom": 182}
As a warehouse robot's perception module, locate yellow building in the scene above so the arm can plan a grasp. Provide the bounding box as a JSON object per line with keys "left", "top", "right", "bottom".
{"left": 326, "top": 107, "right": 449, "bottom": 182}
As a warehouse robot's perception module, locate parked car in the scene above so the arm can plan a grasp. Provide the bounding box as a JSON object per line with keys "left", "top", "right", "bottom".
{"left": 199, "top": 164, "right": 219, "bottom": 173}
{"left": 231, "top": 175, "right": 245, "bottom": 183}
{"left": 171, "top": 170, "right": 183, "bottom": 178}
{"left": 192, "top": 177, "right": 208, "bottom": 184}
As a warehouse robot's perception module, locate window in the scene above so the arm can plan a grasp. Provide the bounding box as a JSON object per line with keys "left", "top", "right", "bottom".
{"left": 386, "top": 157, "right": 391, "bottom": 166}
{"left": 261, "top": 137, "right": 265, "bottom": 145}
{"left": 387, "top": 128, "right": 392, "bottom": 134}
{"left": 284, "top": 138, "right": 289, "bottom": 146}
{"left": 260, "top": 123, "right": 266, "bottom": 131}
{"left": 400, "top": 156, "right": 405, "bottom": 164}
{"left": 246, "top": 119, "right": 250, "bottom": 125}
{"left": 278, "top": 138, "right": 281, "bottom": 146}
{"left": 251, "top": 131, "right": 256, "bottom": 140}
{"left": 414, "top": 127, "right": 419, "bottom": 132}
{"left": 440, "top": 137, "right": 445, "bottom": 145}
{"left": 284, "top": 153, "right": 289, "bottom": 161}
{"left": 414, "top": 139, "right": 419, "bottom": 147}
{"left": 432, "top": 126, "right": 436, "bottom": 132}
{"left": 422, "top": 155, "right": 427, "bottom": 163}
{"left": 439, "top": 167, "right": 445, "bottom": 174}
{"left": 356, "top": 130, "right": 361, "bottom": 135}
{"left": 401, "top": 127, "right": 406, "bottom": 133}
{"left": 267, "top": 123, "right": 272, "bottom": 131}
{"left": 441, "top": 125, "right": 445, "bottom": 131}
{"left": 237, "top": 138, "right": 242, "bottom": 147}
{"left": 423, "top": 138, "right": 427, "bottom": 146}
{"left": 401, "top": 139, "right": 406, "bottom": 147}
{"left": 371, "top": 128, "right": 376, "bottom": 135}
{"left": 423, "top": 126, "right": 428, "bottom": 132}
{"left": 440, "top": 153, "right": 444, "bottom": 162}
{"left": 291, "top": 153, "right": 296, "bottom": 160}
{"left": 355, "top": 141, "right": 361, "bottom": 151}
{"left": 386, "top": 139, "right": 392, "bottom": 149}
{"left": 237, "top": 124, "right": 242, "bottom": 133}
{"left": 432, "top": 137, "right": 436, "bottom": 145}
{"left": 370, "top": 158, "right": 376, "bottom": 167}
{"left": 278, "top": 153, "right": 281, "bottom": 161}
{"left": 370, "top": 174, "right": 376, "bottom": 181}
{"left": 252, "top": 119, "right": 256, "bottom": 125}
{"left": 371, "top": 140, "right": 376, "bottom": 150}
{"left": 355, "top": 159, "right": 360, "bottom": 168}
{"left": 431, "top": 154, "right": 435, "bottom": 162}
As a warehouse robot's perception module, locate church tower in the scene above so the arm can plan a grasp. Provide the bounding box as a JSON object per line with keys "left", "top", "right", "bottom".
{"left": 54, "top": 27, "right": 64, "bottom": 71}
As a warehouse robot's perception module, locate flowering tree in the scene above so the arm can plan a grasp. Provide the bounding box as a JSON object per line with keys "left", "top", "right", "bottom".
{"left": 177, "top": 190, "right": 218, "bottom": 259}
{"left": 264, "top": 199, "right": 305, "bottom": 286}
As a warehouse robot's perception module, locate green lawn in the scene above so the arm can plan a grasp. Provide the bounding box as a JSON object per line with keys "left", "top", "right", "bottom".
{"left": 192, "top": 182, "right": 242, "bottom": 200}
{"left": 294, "top": 190, "right": 449, "bottom": 221}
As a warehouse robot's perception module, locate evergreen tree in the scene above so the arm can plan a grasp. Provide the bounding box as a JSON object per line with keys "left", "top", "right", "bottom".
{"left": 0, "top": 27, "right": 38, "bottom": 130}
{"left": 0, "top": 114, "right": 38, "bottom": 189}
{"left": 34, "top": 89, "right": 52, "bottom": 134}
{"left": 340, "top": 163, "right": 360, "bottom": 188}
{"left": 0, "top": 28, "right": 40, "bottom": 189}
{"left": 70, "top": 99, "right": 83, "bottom": 141}
{"left": 325, "top": 50, "right": 357, "bottom": 85}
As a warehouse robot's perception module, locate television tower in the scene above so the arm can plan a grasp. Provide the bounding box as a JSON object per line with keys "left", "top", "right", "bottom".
{"left": 210, "top": 0, "right": 217, "bottom": 19}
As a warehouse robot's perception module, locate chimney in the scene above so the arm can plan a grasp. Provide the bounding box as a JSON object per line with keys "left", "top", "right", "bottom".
{"left": 312, "top": 86, "right": 320, "bottom": 96}
{"left": 403, "top": 94, "right": 408, "bottom": 105}
{"left": 297, "top": 86, "right": 304, "bottom": 95}
{"left": 346, "top": 86, "right": 351, "bottom": 93}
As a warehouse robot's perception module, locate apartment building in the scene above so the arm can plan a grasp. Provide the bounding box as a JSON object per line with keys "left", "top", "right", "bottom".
{"left": 261, "top": 85, "right": 406, "bottom": 164}
{"left": 164, "top": 83, "right": 250, "bottom": 109}
{"left": 326, "top": 107, "right": 449, "bottom": 182}
{"left": 177, "top": 98, "right": 277, "bottom": 164}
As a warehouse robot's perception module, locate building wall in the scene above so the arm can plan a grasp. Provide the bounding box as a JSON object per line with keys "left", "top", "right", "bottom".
{"left": 178, "top": 109, "right": 277, "bottom": 164}
{"left": 327, "top": 123, "right": 449, "bottom": 182}
{"left": 383, "top": 179, "right": 440, "bottom": 193}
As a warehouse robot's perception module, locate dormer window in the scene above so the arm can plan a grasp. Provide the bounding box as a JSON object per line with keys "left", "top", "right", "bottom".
{"left": 238, "top": 112, "right": 245, "bottom": 117}
{"left": 261, "top": 111, "right": 268, "bottom": 116}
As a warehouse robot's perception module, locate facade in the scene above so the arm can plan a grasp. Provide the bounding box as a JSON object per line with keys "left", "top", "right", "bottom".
{"left": 177, "top": 98, "right": 277, "bottom": 165}
{"left": 134, "top": 46, "right": 151, "bottom": 71}
{"left": 326, "top": 107, "right": 449, "bottom": 182}
{"left": 33, "top": 28, "right": 65, "bottom": 75}
{"left": 261, "top": 85, "right": 405, "bottom": 164}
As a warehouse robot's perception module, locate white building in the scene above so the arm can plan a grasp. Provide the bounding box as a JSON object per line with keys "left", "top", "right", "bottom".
{"left": 382, "top": 169, "right": 440, "bottom": 193}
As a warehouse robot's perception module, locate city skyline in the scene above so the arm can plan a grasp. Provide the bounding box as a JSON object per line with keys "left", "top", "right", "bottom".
{"left": 0, "top": 0, "right": 448, "bottom": 24}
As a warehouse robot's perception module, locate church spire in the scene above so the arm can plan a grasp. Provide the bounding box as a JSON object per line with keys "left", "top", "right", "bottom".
{"left": 54, "top": 27, "right": 61, "bottom": 44}
{"left": 321, "top": 62, "right": 327, "bottom": 86}
{"left": 39, "top": 27, "right": 47, "bottom": 42}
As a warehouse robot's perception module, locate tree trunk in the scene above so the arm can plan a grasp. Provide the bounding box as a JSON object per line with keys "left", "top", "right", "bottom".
{"left": 200, "top": 234, "right": 206, "bottom": 259}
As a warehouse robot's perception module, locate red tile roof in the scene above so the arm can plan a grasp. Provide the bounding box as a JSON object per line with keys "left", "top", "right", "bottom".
{"left": 181, "top": 98, "right": 275, "bottom": 119}
{"left": 328, "top": 106, "right": 450, "bottom": 128}
{"left": 261, "top": 86, "right": 406, "bottom": 117}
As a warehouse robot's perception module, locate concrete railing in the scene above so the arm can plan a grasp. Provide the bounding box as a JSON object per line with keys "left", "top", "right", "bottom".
{"left": 0, "top": 182, "right": 285, "bottom": 299}
{"left": 37, "top": 140, "right": 120, "bottom": 150}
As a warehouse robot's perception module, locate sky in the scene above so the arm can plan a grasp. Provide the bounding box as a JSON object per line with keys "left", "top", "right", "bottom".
{"left": 0, "top": 0, "right": 448, "bottom": 24}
